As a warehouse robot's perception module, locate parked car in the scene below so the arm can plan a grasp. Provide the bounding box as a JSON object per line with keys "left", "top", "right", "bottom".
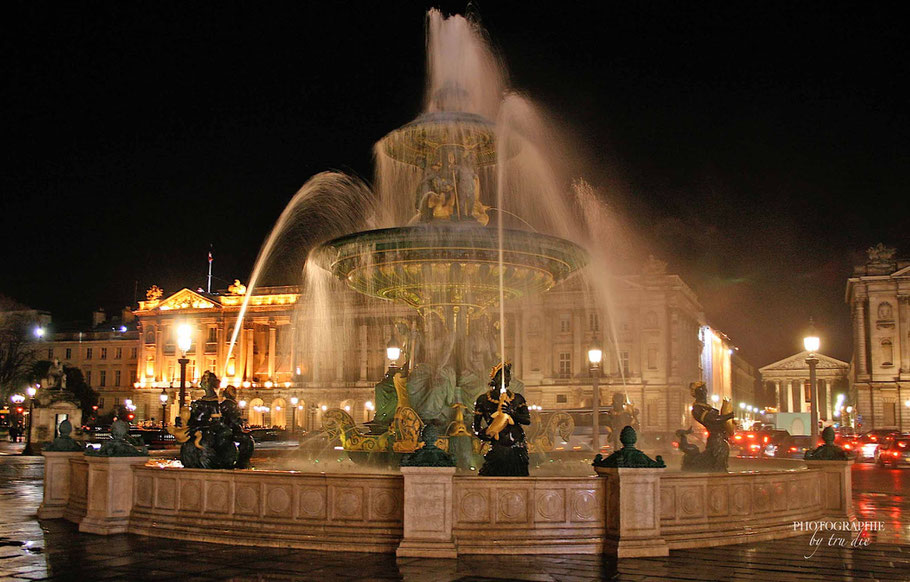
{"left": 731, "top": 430, "right": 771, "bottom": 457}
{"left": 761, "top": 430, "right": 791, "bottom": 457}
{"left": 856, "top": 430, "right": 901, "bottom": 462}
{"left": 777, "top": 435, "right": 819, "bottom": 459}
{"left": 876, "top": 437, "right": 910, "bottom": 468}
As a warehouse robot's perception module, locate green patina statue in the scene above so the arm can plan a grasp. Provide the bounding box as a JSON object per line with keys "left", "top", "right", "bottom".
{"left": 593, "top": 426, "right": 665, "bottom": 469}
{"left": 400, "top": 424, "right": 455, "bottom": 467}
{"left": 42, "top": 419, "right": 85, "bottom": 452}
{"left": 86, "top": 419, "right": 148, "bottom": 457}
{"left": 804, "top": 426, "right": 849, "bottom": 461}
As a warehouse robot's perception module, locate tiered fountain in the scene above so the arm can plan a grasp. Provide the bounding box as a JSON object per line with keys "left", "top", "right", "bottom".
{"left": 40, "top": 9, "right": 851, "bottom": 559}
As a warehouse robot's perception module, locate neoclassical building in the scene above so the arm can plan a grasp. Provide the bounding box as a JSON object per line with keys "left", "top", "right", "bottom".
{"left": 845, "top": 244, "right": 910, "bottom": 431}
{"left": 34, "top": 258, "right": 756, "bottom": 435}
{"left": 759, "top": 351, "right": 850, "bottom": 424}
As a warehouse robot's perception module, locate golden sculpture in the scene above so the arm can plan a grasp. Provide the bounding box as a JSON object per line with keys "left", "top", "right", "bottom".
{"left": 228, "top": 279, "right": 247, "bottom": 295}
{"left": 146, "top": 285, "right": 163, "bottom": 302}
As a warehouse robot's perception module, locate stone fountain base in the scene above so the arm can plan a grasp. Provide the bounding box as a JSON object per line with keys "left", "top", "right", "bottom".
{"left": 40, "top": 454, "right": 852, "bottom": 557}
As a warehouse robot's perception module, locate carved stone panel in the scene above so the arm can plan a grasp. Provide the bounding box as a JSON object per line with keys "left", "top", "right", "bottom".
{"left": 332, "top": 486, "right": 364, "bottom": 521}
{"left": 135, "top": 475, "right": 153, "bottom": 508}
{"left": 458, "top": 489, "right": 490, "bottom": 523}
{"left": 706, "top": 484, "right": 728, "bottom": 516}
{"left": 264, "top": 484, "right": 292, "bottom": 517}
{"left": 155, "top": 477, "right": 177, "bottom": 510}
{"left": 234, "top": 483, "right": 260, "bottom": 516}
{"left": 297, "top": 486, "right": 327, "bottom": 520}
{"left": 180, "top": 480, "right": 202, "bottom": 512}
{"left": 570, "top": 489, "right": 599, "bottom": 522}
{"left": 496, "top": 489, "right": 528, "bottom": 523}
{"left": 534, "top": 489, "right": 565, "bottom": 522}
{"left": 204, "top": 480, "right": 230, "bottom": 514}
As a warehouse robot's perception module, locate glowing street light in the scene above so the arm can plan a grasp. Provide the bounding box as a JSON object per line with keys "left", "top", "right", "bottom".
{"left": 588, "top": 336, "right": 603, "bottom": 453}
{"left": 22, "top": 386, "right": 38, "bottom": 455}
{"left": 386, "top": 335, "right": 401, "bottom": 367}
{"left": 803, "top": 319, "right": 820, "bottom": 439}
{"left": 33, "top": 327, "right": 45, "bottom": 339}
{"left": 159, "top": 389, "right": 169, "bottom": 428}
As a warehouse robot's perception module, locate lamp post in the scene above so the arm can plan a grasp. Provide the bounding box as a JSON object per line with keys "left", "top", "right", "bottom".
{"left": 290, "top": 397, "right": 299, "bottom": 434}
{"left": 803, "top": 321, "right": 820, "bottom": 440}
{"left": 386, "top": 335, "right": 401, "bottom": 371}
{"left": 177, "top": 323, "right": 193, "bottom": 409}
{"left": 23, "top": 386, "right": 37, "bottom": 456}
{"left": 159, "top": 388, "right": 169, "bottom": 428}
{"left": 587, "top": 337, "right": 603, "bottom": 453}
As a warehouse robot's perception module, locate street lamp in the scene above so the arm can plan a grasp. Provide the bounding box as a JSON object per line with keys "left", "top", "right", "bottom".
{"left": 176, "top": 323, "right": 193, "bottom": 409}
{"left": 587, "top": 337, "right": 603, "bottom": 453}
{"left": 23, "top": 386, "right": 37, "bottom": 456}
{"left": 803, "top": 320, "right": 820, "bottom": 440}
{"left": 386, "top": 335, "right": 401, "bottom": 369}
{"left": 159, "top": 388, "right": 169, "bottom": 428}
{"left": 290, "top": 396, "right": 299, "bottom": 433}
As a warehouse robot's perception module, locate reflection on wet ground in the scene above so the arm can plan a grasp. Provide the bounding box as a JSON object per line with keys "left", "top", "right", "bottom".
{"left": 0, "top": 447, "right": 907, "bottom": 581}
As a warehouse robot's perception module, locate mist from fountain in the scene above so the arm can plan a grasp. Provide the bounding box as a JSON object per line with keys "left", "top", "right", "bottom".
{"left": 224, "top": 9, "right": 648, "bottom": 470}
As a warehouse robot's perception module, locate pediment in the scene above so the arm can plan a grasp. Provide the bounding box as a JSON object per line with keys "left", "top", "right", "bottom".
{"left": 760, "top": 351, "right": 848, "bottom": 372}
{"left": 156, "top": 288, "right": 219, "bottom": 311}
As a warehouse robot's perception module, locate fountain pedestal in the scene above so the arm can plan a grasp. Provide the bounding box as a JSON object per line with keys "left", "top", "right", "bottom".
{"left": 38, "top": 451, "right": 83, "bottom": 519}
{"left": 804, "top": 459, "right": 854, "bottom": 518}
{"left": 79, "top": 457, "right": 148, "bottom": 535}
{"left": 397, "top": 466, "right": 457, "bottom": 558}
{"left": 598, "top": 467, "right": 669, "bottom": 558}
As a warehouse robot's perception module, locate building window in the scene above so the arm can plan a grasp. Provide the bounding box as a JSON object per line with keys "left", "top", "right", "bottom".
{"left": 618, "top": 351, "right": 630, "bottom": 377}
{"left": 65, "top": 348, "right": 71, "bottom": 360}
{"left": 98, "top": 397, "right": 104, "bottom": 409}
{"left": 99, "top": 370, "right": 106, "bottom": 387}
{"left": 114, "top": 370, "right": 121, "bottom": 387}
{"left": 115, "top": 347, "right": 122, "bottom": 359}
{"left": 100, "top": 347, "right": 107, "bottom": 360}
{"left": 559, "top": 315, "right": 571, "bottom": 333}
{"left": 207, "top": 358, "right": 217, "bottom": 373}
{"left": 589, "top": 313, "right": 599, "bottom": 332}
{"left": 556, "top": 394, "right": 567, "bottom": 404}
{"left": 47, "top": 348, "right": 53, "bottom": 359}
{"left": 86, "top": 371, "right": 92, "bottom": 385}
{"left": 882, "top": 339, "right": 894, "bottom": 366}
{"left": 647, "top": 347, "right": 658, "bottom": 369}
{"left": 883, "top": 401, "right": 897, "bottom": 426}
{"left": 130, "top": 347, "right": 137, "bottom": 360}
{"left": 207, "top": 327, "right": 218, "bottom": 343}
{"left": 145, "top": 331, "right": 155, "bottom": 344}
{"left": 86, "top": 348, "right": 93, "bottom": 360}
{"left": 558, "top": 352, "right": 572, "bottom": 379}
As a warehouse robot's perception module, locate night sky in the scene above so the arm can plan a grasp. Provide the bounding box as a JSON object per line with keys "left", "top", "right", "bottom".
{"left": 2, "top": 2, "right": 906, "bottom": 367}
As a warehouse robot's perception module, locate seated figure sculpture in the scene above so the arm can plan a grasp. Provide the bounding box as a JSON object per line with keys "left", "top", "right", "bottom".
{"left": 676, "top": 381, "right": 734, "bottom": 472}
{"left": 179, "top": 371, "right": 239, "bottom": 469}
{"left": 804, "top": 426, "right": 849, "bottom": 461}
{"left": 219, "top": 385, "right": 255, "bottom": 469}
{"left": 472, "top": 362, "right": 530, "bottom": 476}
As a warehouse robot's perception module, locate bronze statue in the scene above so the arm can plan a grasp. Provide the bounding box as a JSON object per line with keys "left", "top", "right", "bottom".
{"left": 676, "top": 382, "right": 733, "bottom": 472}
{"left": 179, "top": 371, "right": 239, "bottom": 469}
{"left": 220, "top": 385, "right": 255, "bottom": 469}
{"left": 606, "top": 392, "right": 639, "bottom": 451}
{"left": 804, "top": 426, "right": 848, "bottom": 461}
{"left": 472, "top": 362, "right": 531, "bottom": 476}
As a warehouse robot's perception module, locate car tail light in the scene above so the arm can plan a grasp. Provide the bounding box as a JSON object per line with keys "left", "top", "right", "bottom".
{"left": 893, "top": 452, "right": 901, "bottom": 458}
{"left": 899, "top": 442, "right": 907, "bottom": 449}
{"left": 789, "top": 447, "right": 798, "bottom": 452}
{"left": 843, "top": 444, "right": 852, "bottom": 450}
{"left": 763, "top": 436, "right": 769, "bottom": 443}
{"left": 747, "top": 434, "right": 755, "bottom": 439}
{"left": 750, "top": 444, "right": 760, "bottom": 450}
{"left": 870, "top": 436, "right": 877, "bottom": 441}
{"left": 734, "top": 435, "right": 743, "bottom": 441}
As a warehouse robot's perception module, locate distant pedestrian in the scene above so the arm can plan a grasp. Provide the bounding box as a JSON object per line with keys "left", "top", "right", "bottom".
{"left": 10, "top": 425, "right": 20, "bottom": 442}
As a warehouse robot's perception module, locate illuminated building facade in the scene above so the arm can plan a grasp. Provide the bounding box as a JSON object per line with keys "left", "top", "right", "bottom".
{"left": 846, "top": 244, "right": 910, "bottom": 431}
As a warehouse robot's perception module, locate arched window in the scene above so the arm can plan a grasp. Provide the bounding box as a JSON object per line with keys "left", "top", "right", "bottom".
{"left": 882, "top": 339, "right": 894, "bottom": 366}
{"left": 270, "top": 398, "right": 287, "bottom": 429}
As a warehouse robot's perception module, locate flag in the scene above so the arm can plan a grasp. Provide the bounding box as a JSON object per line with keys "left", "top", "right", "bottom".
{"left": 208, "top": 249, "right": 213, "bottom": 263}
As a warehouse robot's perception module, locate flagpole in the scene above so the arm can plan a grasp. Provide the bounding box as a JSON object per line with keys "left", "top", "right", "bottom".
{"left": 207, "top": 247, "right": 213, "bottom": 293}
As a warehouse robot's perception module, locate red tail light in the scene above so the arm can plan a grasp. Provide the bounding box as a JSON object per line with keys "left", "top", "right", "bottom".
{"left": 870, "top": 436, "right": 877, "bottom": 441}
{"left": 789, "top": 447, "right": 798, "bottom": 452}
{"left": 843, "top": 444, "right": 852, "bottom": 450}
{"left": 893, "top": 452, "right": 901, "bottom": 458}
{"left": 734, "top": 435, "right": 743, "bottom": 441}
{"left": 763, "top": 436, "right": 769, "bottom": 443}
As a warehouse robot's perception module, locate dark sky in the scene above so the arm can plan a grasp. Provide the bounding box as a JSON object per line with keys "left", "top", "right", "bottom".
{"left": 2, "top": 2, "right": 907, "bottom": 367}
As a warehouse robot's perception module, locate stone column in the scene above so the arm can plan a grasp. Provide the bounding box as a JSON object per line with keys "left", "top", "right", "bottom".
{"left": 775, "top": 381, "right": 782, "bottom": 412}
{"left": 825, "top": 380, "right": 833, "bottom": 420}
{"left": 38, "top": 452, "right": 83, "bottom": 519}
{"left": 359, "top": 323, "right": 368, "bottom": 381}
{"left": 267, "top": 322, "right": 277, "bottom": 380}
{"left": 804, "top": 459, "right": 854, "bottom": 518}
{"left": 79, "top": 456, "right": 148, "bottom": 535}
{"left": 785, "top": 380, "right": 793, "bottom": 413}
{"left": 397, "top": 467, "right": 457, "bottom": 558}
{"left": 854, "top": 296, "right": 868, "bottom": 376}
{"left": 899, "top": 296, "right": 910, "bottom": 375}
{"left": 599, "top": 467, "right": 668, "bottom": 557}
{"left": 244, "top": 326, "right": 254, "bottom": 380}
{"left": 799, "top": 380, "right": 806, "bottom": 413}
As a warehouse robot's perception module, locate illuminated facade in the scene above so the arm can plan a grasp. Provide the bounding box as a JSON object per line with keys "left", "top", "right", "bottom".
{"left": 846, "top": 244, "right": 910, "bottom": 431}
{"left": 32, "top": 256, "right": 748, "bottom": 434}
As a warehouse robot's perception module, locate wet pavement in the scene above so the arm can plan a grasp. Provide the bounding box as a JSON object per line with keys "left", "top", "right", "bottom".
{"left": 0, "top": 445, "right": 908, "bottom": 581}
